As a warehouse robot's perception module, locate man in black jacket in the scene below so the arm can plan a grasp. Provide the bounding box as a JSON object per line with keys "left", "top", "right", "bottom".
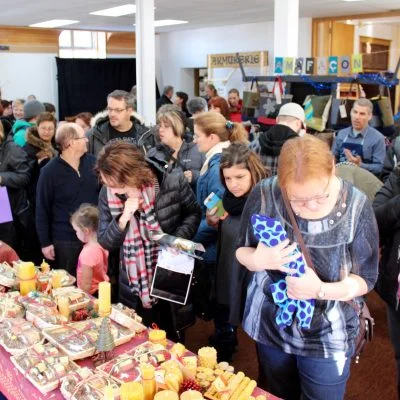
{"left": 156, "top": 85, "right": 174, "bottom": 111}
{"left": 87, "top": 90, "right": 154, "bottom": 157}
{"left": 250, "top": 102, "right": 305, "bottom": 175}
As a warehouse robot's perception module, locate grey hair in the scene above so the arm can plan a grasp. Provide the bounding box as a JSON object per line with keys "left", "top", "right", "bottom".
{"left": 55, "top": 122, "right": 79, "bottom": 151}
{"left": 163, "top": 85, "right": 174, "bottom": 95}
{"left": 187, "top": 97, "right": 208, "bottom": 114}
{"left": 107, "top": 90, "right": 135, "bottom": 109}
{"left": 353, "top": 98, "right": 373, "bottom": 114}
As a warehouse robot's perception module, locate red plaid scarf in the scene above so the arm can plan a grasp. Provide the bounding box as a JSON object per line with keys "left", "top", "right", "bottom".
{"left": 107, "top": 184, "right": 163, "bottom": 308}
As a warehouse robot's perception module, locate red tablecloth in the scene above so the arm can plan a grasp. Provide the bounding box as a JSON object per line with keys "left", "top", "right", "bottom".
{"left": 0, "top": 332, "right": 280, "bottom": 400}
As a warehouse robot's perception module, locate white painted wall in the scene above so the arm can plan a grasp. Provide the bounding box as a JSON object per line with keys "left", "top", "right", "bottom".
{"left": 0, "top": 52, "right": 58, "bottom": 108}
{"left": 157, "top": 18, "right": 312, "bottom": 97}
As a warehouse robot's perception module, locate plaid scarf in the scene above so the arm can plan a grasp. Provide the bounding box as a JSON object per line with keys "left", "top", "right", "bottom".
{"left": 107, "top": 184, "right": 163, "bottom": 308}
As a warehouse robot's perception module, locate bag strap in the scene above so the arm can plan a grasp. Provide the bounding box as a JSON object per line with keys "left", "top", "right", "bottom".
{"left": 280, "top": 187, "right": 361, "bottom": 314}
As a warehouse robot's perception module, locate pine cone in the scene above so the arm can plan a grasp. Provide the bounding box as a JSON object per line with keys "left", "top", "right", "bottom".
{"left": 180, "top": 379, "right": 202, "bottom": 393}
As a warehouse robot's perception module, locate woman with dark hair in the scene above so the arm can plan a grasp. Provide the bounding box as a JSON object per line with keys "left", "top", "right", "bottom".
{"left": 207, "top": 142, "right": 268, "bottom": 361}
{"left": 65, "top": 112, "right": 93, "bottom": 134}
{"left": 236, "top": 135, "right": 378, "bottom": 399}
{"left": 174, "top": 91, "right": 191, "bottom": 118}
{"left": 209, "top": 97, "right": 230, "bottom": 120}
{"left": 96, "top": 141, "right": 201, "bottom": 341}
{"left": 147, "top": 105, "right": 204, "bottom": 192}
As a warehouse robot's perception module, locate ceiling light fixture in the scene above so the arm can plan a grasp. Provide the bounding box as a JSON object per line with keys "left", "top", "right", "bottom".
{"left": 342, "top": 0, "right": 365, "bottom": 2}
{"left": 154, "top": 20, "right": 188, "bottom": 27}
{"left": 29, "top": 19, "right": 79, "bottom": 28}
{"left": 90, "top": 4, "right": 136, "bottom": 17}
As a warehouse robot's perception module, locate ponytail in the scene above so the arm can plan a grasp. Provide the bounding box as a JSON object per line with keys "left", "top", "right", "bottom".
{"left": 225, "top": 120, "right": 248, "bottom": 143}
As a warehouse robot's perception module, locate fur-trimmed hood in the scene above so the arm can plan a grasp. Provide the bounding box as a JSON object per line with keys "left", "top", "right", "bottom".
{"left": 25, "top": 128, "right": 57, "bottom": 159}
{"left": 90, "top": 109, "right": 145, "bottom": 127}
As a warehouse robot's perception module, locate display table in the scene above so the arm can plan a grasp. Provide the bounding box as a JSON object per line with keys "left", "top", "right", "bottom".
{"left": 0, "top": 331, "right": 280, "bottom": 400}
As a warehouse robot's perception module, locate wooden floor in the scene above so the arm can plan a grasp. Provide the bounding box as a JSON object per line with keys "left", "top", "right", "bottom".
{"left": 186, "top": 291, "right": 397, "bottom": 400}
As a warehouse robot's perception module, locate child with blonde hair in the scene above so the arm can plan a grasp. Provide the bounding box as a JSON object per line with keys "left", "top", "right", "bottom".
{"left": 71, "top": 204, "right": 109, "bottom": 295}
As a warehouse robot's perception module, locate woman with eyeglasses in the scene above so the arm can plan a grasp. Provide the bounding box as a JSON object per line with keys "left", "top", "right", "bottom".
{"left": 236, "top": 135, "right": 379, "bottom": 400}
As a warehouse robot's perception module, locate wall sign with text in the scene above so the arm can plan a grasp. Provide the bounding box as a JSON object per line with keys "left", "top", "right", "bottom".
{"left": 208, "top": 51, "right": 268, "bottom": 69}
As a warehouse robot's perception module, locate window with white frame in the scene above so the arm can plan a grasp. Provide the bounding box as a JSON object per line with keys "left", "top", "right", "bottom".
{"left": 59, "top": 30, "right": 106, "bottom": 58}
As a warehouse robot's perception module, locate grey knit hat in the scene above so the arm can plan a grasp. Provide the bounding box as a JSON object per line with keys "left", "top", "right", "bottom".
{"left": 24, "top": 100, "right": 45, "bottom": 120}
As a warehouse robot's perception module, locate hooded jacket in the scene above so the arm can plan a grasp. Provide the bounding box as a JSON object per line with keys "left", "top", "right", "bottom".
{"left": 97, "top": 156, "right": 201, "bottom": 311}
{"left": 86, "top": 110, "right": 154, "bottom": 157}
{"left": 253, "top": 124, "right": 297, "bottom": 175}
{"left": 12, "top": 120, "right": 34, "bottom": 147}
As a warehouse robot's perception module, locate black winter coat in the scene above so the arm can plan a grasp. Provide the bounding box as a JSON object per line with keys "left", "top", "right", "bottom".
{"left": 0, "top": 136, "right": 30, "bottom": 215}
{"left": 98, "top": 159, "right": 201, "bottom": 310}
{"left": 87, "top": 114, "right": 154, "bottom": 157}
{"left": 373, "top": 167, "right": 400, "bottom": 313}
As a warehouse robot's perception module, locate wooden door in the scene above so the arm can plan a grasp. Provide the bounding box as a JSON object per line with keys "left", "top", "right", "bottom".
{"left": 332, "top": 22, "right": 354, "bottom": 56}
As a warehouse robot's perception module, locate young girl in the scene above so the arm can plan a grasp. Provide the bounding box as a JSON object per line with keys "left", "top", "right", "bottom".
{"left": 71, "top": 204, "right": 109, "bottom": 295}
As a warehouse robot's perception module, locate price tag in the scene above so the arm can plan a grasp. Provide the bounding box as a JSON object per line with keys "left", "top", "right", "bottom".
{"left": 339, "top": 104, "right": 347, "bottom": 118}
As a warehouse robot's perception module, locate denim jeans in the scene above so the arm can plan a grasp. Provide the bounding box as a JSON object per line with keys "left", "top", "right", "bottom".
{"left": 387, "top": 307, "right": 400, "bottom": 399}
{"left": 256, "top": 341, "right": 353, "bottom": 400}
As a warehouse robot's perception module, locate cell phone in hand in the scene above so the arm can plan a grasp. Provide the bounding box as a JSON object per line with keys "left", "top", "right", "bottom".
{"left": 204, "top": 192, "right": 225, "bottom": 217}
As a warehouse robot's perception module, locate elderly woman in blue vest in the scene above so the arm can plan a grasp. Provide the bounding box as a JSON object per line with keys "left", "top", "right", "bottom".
{"left": 333, "top": 98, "right": 386, "bottom": 176}
{"left": 237, "top": 135, "right": 378, "bottom": 400}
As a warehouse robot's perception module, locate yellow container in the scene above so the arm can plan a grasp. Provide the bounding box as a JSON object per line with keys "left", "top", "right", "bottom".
{"left": 18, "top": 262, "right": 36, "bottom": 296}
{"left": 51, "top": 271, "right": 63, "bottom": 289}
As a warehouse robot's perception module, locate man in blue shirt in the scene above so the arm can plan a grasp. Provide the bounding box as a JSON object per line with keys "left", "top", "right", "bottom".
{"left": 334, "top": 98, "right": 386, "bottom": 176}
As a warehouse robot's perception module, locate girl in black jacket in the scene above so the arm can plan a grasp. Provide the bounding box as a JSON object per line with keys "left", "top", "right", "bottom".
{"left": 373, "top": 167, "right": 400, "bottom": 398}
{"left": 96, "top": 141, "right": 201, "bottom": 342}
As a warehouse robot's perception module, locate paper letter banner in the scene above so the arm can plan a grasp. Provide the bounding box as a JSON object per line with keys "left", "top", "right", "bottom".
{"left": 283, "top": 57, "right": 294, "bottom": 74}
{"left": 305, "top": 58, "right": 315, "bottom": 74}
{"left": 294, "top": 58, "right": 304, "bottom": 74}
{"left": 340, "top": 56, "right": 351, "bottom": 75}
{"left": 0, "top": 187, "right": 13, "bottom": 223}
{"left": 351, "top": 54, "right": 363, "bottom": 73}
{"left": 328, "top": 56, "right": 338, "bottom": 75}
{"left": 274, "top": 57, "right": 283, "bottom": 74}
{"left": 317, "top": 57, "right": 327, "bottom": 75}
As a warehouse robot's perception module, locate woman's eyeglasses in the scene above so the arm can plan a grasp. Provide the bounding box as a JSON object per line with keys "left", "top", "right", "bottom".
{"left": 289, "top": 179, "right": 331, "bottom": 206}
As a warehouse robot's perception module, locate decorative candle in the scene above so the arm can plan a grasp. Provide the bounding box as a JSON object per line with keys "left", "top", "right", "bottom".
{"left": 51, "top": 271, "right": 62, "bottom": 289}
{"left": 104, "top": 384, "right": 114, "bottom": 400}
{"left": 154, "top": 390, "right": 179, "bottom": 400}
{"left": 98, "top": 281, "right": 111, "bottom": 317}
{"left": 140, "top": 363, "right": 156, "bottom": 400}
{"left": 120, "top": 382, "right": 144, "bottom": 400}
{"left": 18, "top": 262, "right": 37, "bottom": 295}
{"left": 149, "top": 329, "right": 167, "bottom": 347}
{"left": 197, "top": 347, "right": 217, "bottom": 369}
{"left": 57, "top": 297, "right": 70, "bottom": 319}
{"left": 180, "top": 391, "right": 204, "bottom": 400}
{"left": 40, "top": 259, "right": 50, "bottom": 273}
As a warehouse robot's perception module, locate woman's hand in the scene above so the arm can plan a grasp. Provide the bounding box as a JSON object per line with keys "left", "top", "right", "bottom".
{"left": 119, "top": 197, "right": 142, "bottom": 230}
{"left": 42, "top": 244, "right": 55, "bottom": 261}
{"left": 249, "top": 239, "right": 299, "bottom": 273}
{"left": 286, "top": 267, "right": 322, "bottom": 300}
{"left": 206, "top": 207, "right": 228, "bottom": 228}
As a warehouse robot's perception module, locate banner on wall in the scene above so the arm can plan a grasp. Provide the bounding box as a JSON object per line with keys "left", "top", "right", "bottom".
{"left": 207, "top": 51, "right": 268, "bottom": 69}
{"left": 273, "top": 54, "right": 364, "bottom": 75}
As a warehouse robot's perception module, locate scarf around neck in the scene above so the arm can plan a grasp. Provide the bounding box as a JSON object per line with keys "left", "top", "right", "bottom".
{"left": 200, "top": 141, "right": 230, "bottom": 176}
{"left": 222, "top": 190, "right": 248, "bottom": 216}
{"left": 107, "top": 184, "right": 163, "bottom": 308}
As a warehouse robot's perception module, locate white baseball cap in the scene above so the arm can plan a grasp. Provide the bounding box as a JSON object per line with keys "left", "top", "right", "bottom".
{"left": 278, "top": 102, "right": 305, "bottom": 124}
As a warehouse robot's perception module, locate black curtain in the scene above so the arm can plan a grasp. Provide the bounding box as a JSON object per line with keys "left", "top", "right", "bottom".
{"left": 56, "top": 57, "right": 136, "bottom": 120}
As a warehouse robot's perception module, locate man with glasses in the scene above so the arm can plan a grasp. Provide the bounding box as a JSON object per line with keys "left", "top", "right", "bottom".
{"left": 87, "top": 90, "right": 154, "bottom": 157}
{"left": 36, "top": 123, "right": 99, "bottom": 275}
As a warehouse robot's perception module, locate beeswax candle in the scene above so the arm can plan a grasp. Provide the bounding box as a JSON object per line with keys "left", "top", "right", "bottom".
{"left": 18, "top": 262, "right": 36, "bottom": 295}
{"left": 149, "top": 329, "right": 167, "bottom": 347}
{"left": 120, "top": 381, "right": 144, "bottom": 400}
{"left": 98, "top": 281, "right": 111, "bottom": 317}
{"left": 140, "top": 364, "right": 156, "bottom": 400}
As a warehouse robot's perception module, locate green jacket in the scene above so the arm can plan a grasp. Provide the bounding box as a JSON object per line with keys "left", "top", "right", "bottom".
{"left": 13, "top": 120, "right": 34, "bottom": 147}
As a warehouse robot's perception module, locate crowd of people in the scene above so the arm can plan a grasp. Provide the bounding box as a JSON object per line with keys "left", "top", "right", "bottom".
{"left": 1, "top": 85, "right": 400, "bottom": 400}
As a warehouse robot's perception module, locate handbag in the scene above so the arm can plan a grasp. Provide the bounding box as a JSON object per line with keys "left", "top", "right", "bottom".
{"left": 257, "top": 77, "right": 293, "bottom": 122}
{"left": 370, "top": 86, "right": 395, "bottom": 137}
{"left": 242, "top": 79, "right": 260, "bottom": 114}
{"left": 281, "top": 188, "right": 374, "bottom": 363}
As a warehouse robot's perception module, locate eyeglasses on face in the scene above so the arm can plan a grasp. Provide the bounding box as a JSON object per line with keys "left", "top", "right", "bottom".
{"left": 107, "top": 107, "right": 127, "bottom": 114}
{"left": 288, "top": 179, "right": 331, "bottom": 206}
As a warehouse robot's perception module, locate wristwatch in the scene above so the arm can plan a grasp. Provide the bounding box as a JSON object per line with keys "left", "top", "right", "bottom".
{"left": 317, "top": 283, "right": 326, "bottom": 299}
